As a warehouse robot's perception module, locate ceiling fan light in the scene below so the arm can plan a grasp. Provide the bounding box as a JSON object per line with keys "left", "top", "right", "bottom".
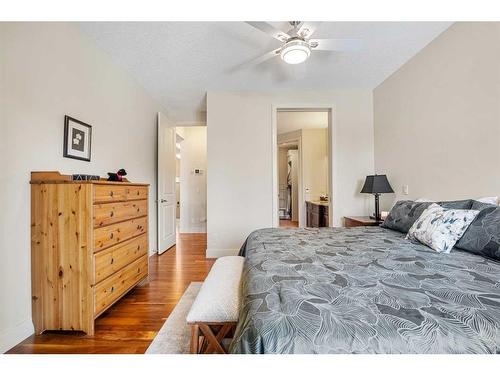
{"left": 280, "top": 40, "right": 311, "bottom": 64}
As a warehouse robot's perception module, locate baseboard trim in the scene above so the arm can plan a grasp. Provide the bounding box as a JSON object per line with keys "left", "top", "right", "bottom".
{"left": 0, "top": 318, "right": 34, "bottom": 353}
{"left": 206, "top": 248, "right": 239, "bottom": 258}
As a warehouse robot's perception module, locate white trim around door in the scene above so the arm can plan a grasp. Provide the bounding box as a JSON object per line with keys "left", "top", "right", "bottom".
{"left": 271, "top": 104, "right": 335, "bottom": 228}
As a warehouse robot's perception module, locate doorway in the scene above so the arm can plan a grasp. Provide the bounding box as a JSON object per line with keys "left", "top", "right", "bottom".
{"left": 274, "top": 108, "right": 332, "bottom": 228}
{"left": 157, "top": 114, "right": 207, "bottom": 255}
{"left": 175, "top": 126, "right": 207, "bottom": 234}
{"left": 277, "top": 140, "right": 299, "bottom": 228}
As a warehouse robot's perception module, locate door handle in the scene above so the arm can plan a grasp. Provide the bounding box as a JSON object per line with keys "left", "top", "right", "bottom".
{"left": 161, "top": 199, "right": 168, "bottom": 203}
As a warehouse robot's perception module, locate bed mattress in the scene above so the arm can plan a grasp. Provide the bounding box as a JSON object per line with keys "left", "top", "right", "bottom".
{"left": 231, "top": 226, "right": 500, "bottom": 354}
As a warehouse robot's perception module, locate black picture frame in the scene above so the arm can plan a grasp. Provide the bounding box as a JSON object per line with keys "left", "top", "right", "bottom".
{"left": 63, "top": 115, "right": 92, "bottom": 162}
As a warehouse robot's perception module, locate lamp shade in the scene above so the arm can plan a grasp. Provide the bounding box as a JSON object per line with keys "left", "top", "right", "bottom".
{"left": 360, "top": 175, "right": 394, "bottom": 194}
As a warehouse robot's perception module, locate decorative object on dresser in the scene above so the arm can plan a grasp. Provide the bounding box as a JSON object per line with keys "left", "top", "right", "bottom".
{"left": 344, "top": 216, "right": 381, "bottom": 228}
{"left": 72, "top": 174, "right": 100, "bottom": 181}
{"left": 30, "top": 171, "right": 149, "bottom": 335}
{"left": 360, "top": 174, "right": 394, "bottom": 221}
{"left": 306, "top": 200, "right": 329, "bottom": 227}
{"left": 63, "top": 115, "right": 92, "bottom": 162}
{"left": 107, "top": 168, "right": 128, "bottom": 182}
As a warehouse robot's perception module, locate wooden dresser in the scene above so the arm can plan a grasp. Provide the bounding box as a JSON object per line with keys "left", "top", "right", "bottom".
{"left": 31, "top": 172, "right": 149, "bottom": 335}
{"left": 306, "top": 201, "right": 329, "bottom": 227}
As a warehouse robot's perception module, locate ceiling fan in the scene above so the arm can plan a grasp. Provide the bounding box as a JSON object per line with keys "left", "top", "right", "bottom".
{"left": 245, "top": 21, "right": 361, "bottom": 65}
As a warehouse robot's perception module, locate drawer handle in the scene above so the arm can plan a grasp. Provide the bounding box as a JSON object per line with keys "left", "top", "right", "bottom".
{"left": 110, "top": 211, "right": 114, "bottom": 217}
{"left": 137, "top": 268, "right": 141, "bottom": 273}
{"left": 110, "top": 191, "right": 114, "bottom": 197}
{"left": 110, "top": 258, "right": 114, "bottom": 264}
{"left": 110, "top": 286, "right": 114, "bottom": 293}
{"left": 137, "top": 191, "right": 140, "bottom": 195}
{"left": 110, "top": 233, "right": 114, "bottom": 239}
{"left": 137, "top": 245, "right": 140, "bottom": 250}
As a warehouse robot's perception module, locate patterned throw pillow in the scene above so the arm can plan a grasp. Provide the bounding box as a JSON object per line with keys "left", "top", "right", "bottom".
{"left": 406, "top": 203, "right": 479, "bottom": 253}
{"left": 381, "top": 199, "right": 473, "bottom": 233}
{"left": 455, "top": 201, "right": 500, "bottom": 260}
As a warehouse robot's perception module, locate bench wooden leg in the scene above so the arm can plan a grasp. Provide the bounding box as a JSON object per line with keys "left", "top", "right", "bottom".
{"left": 190, "top": 324, "right": 200, "bottom": 354}
{"left": 189, "top": 322, "right": 236, "bottom": 354}
{"left": 199, "top": 324, "right": 226, "bottom": 354}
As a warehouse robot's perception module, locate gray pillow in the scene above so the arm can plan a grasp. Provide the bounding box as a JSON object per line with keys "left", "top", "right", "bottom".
{"left": 381, "top": 199, "right": 474, "bottom": 233}
{"left": 438, "top": 199, "right": 474, "bottom": 209}
{"left": 455, "top": 201, "right": 500, "bottom": 261}
{"left": 381, "top": 200, "right": 432, "bottom": 233}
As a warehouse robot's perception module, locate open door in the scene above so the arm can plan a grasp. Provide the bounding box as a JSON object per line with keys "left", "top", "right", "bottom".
{"left": 157, "top": 112, "right": 176, "bottom": 254}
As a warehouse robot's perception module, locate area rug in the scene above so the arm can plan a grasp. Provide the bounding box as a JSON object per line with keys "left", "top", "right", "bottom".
{"left": 146, "top": 282, "right": 202, "bottom": 354}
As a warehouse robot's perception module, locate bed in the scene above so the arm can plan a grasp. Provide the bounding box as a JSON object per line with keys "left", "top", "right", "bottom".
{"left": 230, "top": 226, "right": 500, "bottom": 354}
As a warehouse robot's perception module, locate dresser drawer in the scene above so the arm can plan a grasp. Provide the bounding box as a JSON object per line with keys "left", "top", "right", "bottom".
{"left": 94, "top": 234, "right": 148, "bottom": 284}
{"left": 94, "top": 200, "right": 148, "bottom": 228}
{"left": 94, "top": 216, "right": 147, "bottom": 252}
{"left": 94, "top": 255, "right": 148, "bottom": 316}
{"left": 94, "top": 185, "right": 148, "bottom": 203}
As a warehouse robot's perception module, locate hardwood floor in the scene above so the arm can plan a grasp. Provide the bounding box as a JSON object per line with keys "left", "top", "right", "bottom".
{"left": 279, "top": 219, "right": 299, "bottom": 228}
{"left": 8, "top": 233, "right": 214, "bottom": 354}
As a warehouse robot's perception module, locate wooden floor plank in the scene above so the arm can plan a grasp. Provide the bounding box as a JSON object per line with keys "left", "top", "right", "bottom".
{"left": 7, "top": 233, "right": 214, "bottom": 354}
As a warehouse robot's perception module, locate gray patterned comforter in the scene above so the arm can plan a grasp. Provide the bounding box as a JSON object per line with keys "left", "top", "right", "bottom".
{"left": 230, "top": 227, "right": 500, "bottom": 354}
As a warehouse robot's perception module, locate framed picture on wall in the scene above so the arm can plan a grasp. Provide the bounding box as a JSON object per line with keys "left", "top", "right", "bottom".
{"left": 63, "top": 115, "right": 92, "bottom": 162}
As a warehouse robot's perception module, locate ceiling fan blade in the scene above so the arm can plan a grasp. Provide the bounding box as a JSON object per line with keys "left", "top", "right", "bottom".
{"left": 297, "top": 22, "right": 322, "bottom": 38}
{"left": 245, "top": 22, "right": 290, "bottom": 42}
{"left": 229, "top": 48, "right": 281, "bottom": 72}
{"left": 309, "top": 38, "right": 362, "bottom": 51}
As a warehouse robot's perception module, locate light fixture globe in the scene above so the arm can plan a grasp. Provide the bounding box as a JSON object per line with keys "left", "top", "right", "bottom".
{"left": 280, "top": 39, "right": 311, "bottom": 64}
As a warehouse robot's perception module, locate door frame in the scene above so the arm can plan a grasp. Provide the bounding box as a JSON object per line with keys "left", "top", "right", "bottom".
{"left": 277, "top": 135, "right": 303, "bottom": 225}
{"left": 271, "top": 105, "right": 335, "bottom": 228}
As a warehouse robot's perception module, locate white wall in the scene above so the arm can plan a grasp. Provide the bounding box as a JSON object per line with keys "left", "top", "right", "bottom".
{"left": 0, "top": 23, "right": 163, "bottom": 352}
{"left": 179, "top": 126, "right": 207, "bottom": 232}
{"left": 374, "top": 22, "right": 500, "bottom": 210}
{"left": 207, "top": 90, "right": 374, "bottom": 257}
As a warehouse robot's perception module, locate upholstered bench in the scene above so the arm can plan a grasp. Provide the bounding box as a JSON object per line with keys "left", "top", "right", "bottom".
{"left": 186, "top": 256, "right": 244, "bottom": 354}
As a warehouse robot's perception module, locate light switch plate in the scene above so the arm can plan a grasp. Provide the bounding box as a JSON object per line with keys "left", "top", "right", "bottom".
{"left": 402, "top": 185, "right": 409, "bottom": 195}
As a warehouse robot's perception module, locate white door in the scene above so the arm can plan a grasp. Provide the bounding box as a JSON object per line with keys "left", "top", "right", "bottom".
{"left": 157, "top": 112, "right": 176, "bottom": 254}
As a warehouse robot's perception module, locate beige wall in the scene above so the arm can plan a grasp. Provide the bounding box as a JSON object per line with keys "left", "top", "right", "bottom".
{"left": 179, "top": 126, "right": 207, "bottom": 232}
{"left": 374, "top": 22, "right": 500, "bottom": 210}
{"left": 302, "top": 128, "right": 329, "bottom": 201}
{"left": 207, "top": 90, "right": 374, "bottom": 257}
{"left": 0, "top": 23, "right": 162, "bottom": 352}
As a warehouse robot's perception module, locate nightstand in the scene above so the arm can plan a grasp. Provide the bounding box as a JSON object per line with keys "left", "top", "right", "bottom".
{"left": 344, "top": 216, "right": 382, "bottom": 228}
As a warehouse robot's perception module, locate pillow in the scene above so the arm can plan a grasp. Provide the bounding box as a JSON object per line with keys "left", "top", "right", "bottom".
{"left": 455, "top": 201, "right": 500, "bottom": 260}
{"left": 406, "top": 203, "right": 479, "bottom": 253}
{"left": 415, "top": 198, "right": 432, "bottom": 202}
{"left": 381, "top": 201, "right": 432, "bottom": 233}
{"left": 438, "top": 199, "right": 474, "bottom": 209}
{"left": 475, "top": 196, "right": 498, "bottom": 205}
{"left": 381, "top": 199, "right": 474, "bottom": 233}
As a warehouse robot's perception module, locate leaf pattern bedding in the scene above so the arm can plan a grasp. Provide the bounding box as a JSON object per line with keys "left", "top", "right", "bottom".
{"left": 230, "top": 226, "right": 500, "bottom": 354}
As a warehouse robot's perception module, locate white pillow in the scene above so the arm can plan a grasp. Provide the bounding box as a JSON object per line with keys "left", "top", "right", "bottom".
{"left": 475, "top": 196, "right": 498, "bottom": 205}
{"left": 415, "top": 198, "right": 433, "bottom": 202}
{"left": 406, "top": 203, "right": 479, "bottom": 253}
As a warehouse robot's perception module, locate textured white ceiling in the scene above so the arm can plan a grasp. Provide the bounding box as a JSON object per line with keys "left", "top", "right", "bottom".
{"left": 278, "top": 111, "right": 328, "bottom": 135}
{"left": 78, "top": 22, "right": 452, "bottom": 122}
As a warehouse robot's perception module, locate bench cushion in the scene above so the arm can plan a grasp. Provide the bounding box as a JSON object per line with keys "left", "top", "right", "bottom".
{"left": 186, "top": 256, "right": 244, "bottom": 323}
